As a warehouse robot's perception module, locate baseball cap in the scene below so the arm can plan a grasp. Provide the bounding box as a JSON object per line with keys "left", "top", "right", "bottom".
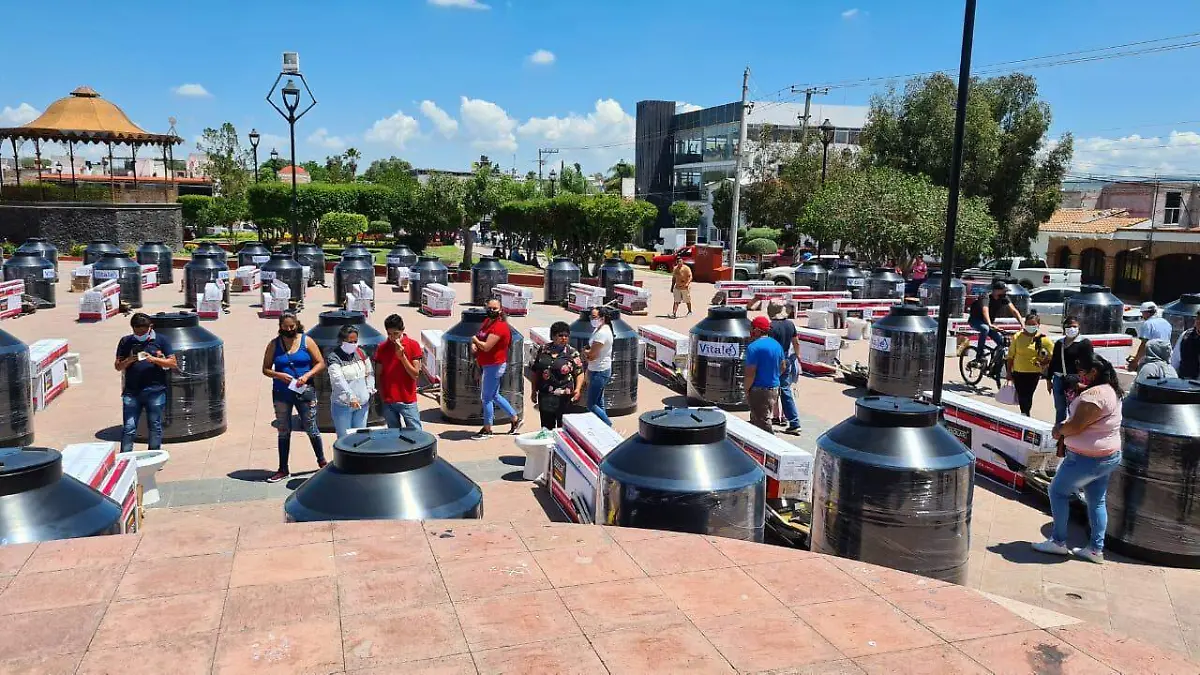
{"left": 1140, "top": 301, "right": 1158, "bottom": 312}
{"left": 751, "top": 316, "right": 771, "bottom": 331}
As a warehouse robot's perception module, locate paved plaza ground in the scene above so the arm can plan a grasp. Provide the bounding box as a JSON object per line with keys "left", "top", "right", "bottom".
{"left": 2, "top": 261, "right": 1197, "bottom": 672}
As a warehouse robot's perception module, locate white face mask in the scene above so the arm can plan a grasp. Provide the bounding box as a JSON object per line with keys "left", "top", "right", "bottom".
{"left": 1023, "top": 325, "right": 1038, "bottom": 334}
{"left": 340, "top": 342, "right": 358, "bottom": 356}
{"left": 591, "top": 318, "right": 603, "bottom": 328}
{"left": 1064, "top": 327, "right": 1080, "bottom": 339}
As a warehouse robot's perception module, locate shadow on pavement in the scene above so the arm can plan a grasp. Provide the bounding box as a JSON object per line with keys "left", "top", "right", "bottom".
{"left": 499, "top": 455, "right": 525, "bottom": 466}
{"left": 94, "top": 426, "right": 123, "bottom": 442}
{"left": 228, "top": 469, "right": 274, "bottom": 483}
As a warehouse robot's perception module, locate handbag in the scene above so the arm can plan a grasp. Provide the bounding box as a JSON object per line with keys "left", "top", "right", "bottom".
{"left": 995, "top": 383, "right": 1018, "bottom": 406}
{"left": 281, "top": 338, "right": 317, "bottom": 402}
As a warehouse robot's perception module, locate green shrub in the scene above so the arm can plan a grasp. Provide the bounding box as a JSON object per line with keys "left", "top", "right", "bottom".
{"left": 178, "top": 195, "right": 213, "bottom": 228}
{"left": 319, "top": 211, "right": 368, "bottom": 244}
{"left": 367, "top": 220, "right": 391, "bottom": 236}
{"left": 2, "top": 183, "right": 111, "bottom": 202}
{"left": 745, "top": 227, "right": 782, "bottom": 243}
{"left": 396, "top": 232, "right": 429, "bottom": 253}
{"left": 741, "top": 238, "right": 779, "bottom": 256}
{"left": 68, "top": 243, "right": 86, "bottom": 257}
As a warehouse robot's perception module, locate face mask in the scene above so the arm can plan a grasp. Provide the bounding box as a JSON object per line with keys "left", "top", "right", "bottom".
{"left": 591, "top": 318, "right": 603, "bottom": 328}
{"left": 133, "top": 331, "right": 152, "bottom": 342}
{"left": 1064, "top": 327, "right": 1080, "bottom": 339}
{"left": 1079, "top": 373, "right": 1092, "bottom": 387}
{"left": 487, "top": 308, "right": 500, "bottom": 318}
{"left": 1023, "top": 325, "right": 1038, "bottom": 334}
{"left": 340, "top": 343, "right": 358, "bottom": 356}
{"left": 280, "top": 328, "right": 297, "bottom": 338}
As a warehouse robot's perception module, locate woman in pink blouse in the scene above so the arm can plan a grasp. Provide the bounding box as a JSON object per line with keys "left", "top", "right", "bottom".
{"left": 1033, "top": 353, "right": 1124, "bottom": 564}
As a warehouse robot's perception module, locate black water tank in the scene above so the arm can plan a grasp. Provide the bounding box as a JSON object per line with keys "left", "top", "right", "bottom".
{"left": 568, "top": 310, "right": 638, "bottom": 416}
{"left": 440, "top": 309, "right": 524, "bottom": 423}
{"left": 386, "top": 245, "right": 418, "bottom": 285}
{"left": 864, "top": 268, "right": 905, "bottom": 300}
{"left": 0, "top": 328, "right": 33, "bottom": 447}
{"left": 471, "top": 256, "right": 509, "bottom": 306}
{"left": 136, "top": 241, "right": 174, "bottom": 285}
{"left": 237, "top": 241, "right": 272, "bottom": 269}
{"left": 409, "top": 256, "right": 449, "bottom": 307}
{"left": 334, "top": 251, "right": 376, "bottom": 307}
{"left": 135, "top": 312, "right": 226, "bottom": 442}
{"left": 544, "top": 257, "right": 580, "bottom": 304}
{"left": 284, "top": 428, "right": 482, "bottom": 522}
{"left": 813, "top": 396, "right": 974, "bottom": 582}
{"left": 1163, "top": 294, "right": 1200, "bottom": 345}
{"left": 598, "top": 408, "right": 766, "bottom": 541}
{"left": 182, "top": 252, "right": 228, "bottom": 309}
{"left": 1107, "top": 377, "right": 1200, "bottom": 567}
{"left": 16, "top": 238, "right": 58, "bottom": 270}
{"left": 308, "top": 311, "right": 385, "bottom": 432}
{"left": 687, "top": 306, "right": 751, "bottom": 408}
{"left": 868, "top": 303, "right": 938, "bottom": 398}
{"left": 1002, "top": 278, "right": 1032, "bottom": 317}
{"left": 1064, "top": 284, "right": 1123, "bottom": 335}
{"left": 342, "top": 243, "right": 371, "bottom": 258}
{"left": 794, "top": 262, "right": 828, "bottom": 291}
{"left": 828, "top": 263, "right": 867, "bottom": 299}
{"left": 0, "top": 447, "right": 122, "bottom": 544}
{"left": 4, "top": 251, "right": 56, "bottom": 308}
{"left": 260, "top": 254, "right": 306, "bottom": 306}
{"left": 83, "top": 240, "right": 120, "bottom": 265}
{"left": 279, "top": 243, "right": 327, "bottom": 286}
{"left": 597, "top": 258, "right": 634, "bottom": 304}
{"left": 920, "top": 273, "right": 966, "bottom": 317}
{"left": 195, "top": 242, "right": 227, "bottom": 265}
{"left": 92, "top": 252, "right": 143, "bottom": 309}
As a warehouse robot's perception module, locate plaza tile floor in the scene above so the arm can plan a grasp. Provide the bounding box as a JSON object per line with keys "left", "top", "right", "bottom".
{"left": 3, "top": 260, "right": 1198, "bottom": 669}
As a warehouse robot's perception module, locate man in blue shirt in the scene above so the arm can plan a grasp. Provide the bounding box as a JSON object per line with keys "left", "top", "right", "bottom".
{"left": 114, "top": 313, "right": 176, "bottom": 454}
{"left": 1131, "top": 301, "right": 1174, "bottom": 370}
{"left": 744, "top": 316, "right": 785, "bottom": 433}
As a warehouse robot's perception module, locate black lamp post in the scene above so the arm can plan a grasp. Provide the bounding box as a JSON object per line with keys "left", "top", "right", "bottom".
{"left": 54, "top": 161, "right": 63, "bottom": 184}
{"left": 819, "top": 118, "right": 835, "bottom": 185}
{"left": 248, "top": 128, "right": 261, "bottom": 183}
{"left": 267, "top": 58, "right": 317, "bottom": 260}
{"left": 548, "top": 168, "right": 557, "bottom": 194}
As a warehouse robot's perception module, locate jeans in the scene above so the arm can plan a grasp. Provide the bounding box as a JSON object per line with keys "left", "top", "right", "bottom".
{"left": 272, "top": 394, "right": 325, "bottom": 474}
{"left": 121, "top": 389, "right": 167, "bottom": 454}
{"left": 969, "top": 319, "right": 1004, "bottom": 355}
{"left": 779, "top": 358, "right": 801, "bottom": 427}
{"left": 1049, "top": 450, "right": 1122, "bottom": 551}
{"left": 1051, "top": 375, "right": 1070, "bottom": 425}
{"left": 331, "top": 401, "right": 369, "bottom": 439}
{"left": 382, "top": 401, "right": 422, "bottom": 430}
{"left": 586, "top": 369, "right": 613, "bottom": 426}
{"left": 481, "top": 363, "right": 516, "bottom": 427}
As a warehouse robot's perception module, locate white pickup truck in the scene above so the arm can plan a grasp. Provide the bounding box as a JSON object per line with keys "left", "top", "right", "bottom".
{"left": 961, "top": 257, "right": 1082, "bottom": 289}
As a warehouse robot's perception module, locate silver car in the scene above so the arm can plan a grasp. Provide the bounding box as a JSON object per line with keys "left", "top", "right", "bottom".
{"left": 1029, "top": 286, "right": 1140, "bottom": 335}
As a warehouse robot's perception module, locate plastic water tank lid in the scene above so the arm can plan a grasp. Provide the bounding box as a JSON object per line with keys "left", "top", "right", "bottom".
{"left": 1134, "top": 377, "right": 1200, "bottom": 405}
{"left": 1079, "top": 284, "right": 1111, "bottom": 294}
{"left": 707, "top": 306, "right": 748, "bottom": 320}
{"left": 459, "top": 308, "right": 488, "bottom": 321}
{"left": 1176, "top": 293, "right": 1200, "bottom": 304}
{"left": 855, "top": 396, "right": 939, "bottom": 428}
{"left": 638, "top": 408, "right": 727, "bottom": 445}
{"left": 319, "top": 310, "right": 369, "bottom": 325}
{"left": 0, "top": 447, "right": 61, "bottom": 494}
{"left": 332, "top": 428, "right": 438, "bottom": 474}
{"left": 149, "top": 312, "right": 200, "bottom": 328}
{"left": 889, "top": 303, "right": 930, "bottom": 317}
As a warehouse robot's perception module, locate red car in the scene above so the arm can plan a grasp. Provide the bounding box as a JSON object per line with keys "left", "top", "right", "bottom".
{"left": 651, "top": 245, "right": 696, "bottom": 272}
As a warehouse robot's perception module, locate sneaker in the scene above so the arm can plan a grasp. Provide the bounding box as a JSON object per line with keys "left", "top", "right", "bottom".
{"left": 1032, "top": 539, "right": 1071, "bottom": 556}
{"left": 784, "top": 424, "right": 803, "bottom": 435}
{"left": 317, "top": 459, "right": 328, "bottom": 469}
{"left": 471, "top": 429, "right": 493, "bottom": 441}
{"left": 265, "top": 471, "right": 288, "bottom": 484}
{"left": 1072, "top": 547, "right": 1104, "bottom": 564}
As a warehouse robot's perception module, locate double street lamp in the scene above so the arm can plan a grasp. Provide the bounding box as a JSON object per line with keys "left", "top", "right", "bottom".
{"left": 818, "top": 118, "right": 835, "bottom": 185}
{"left": 248, "top": 128, "right": 261, "bottom": 183}
{"left": 266, "top": 53, "right": 317, "bottom": 259}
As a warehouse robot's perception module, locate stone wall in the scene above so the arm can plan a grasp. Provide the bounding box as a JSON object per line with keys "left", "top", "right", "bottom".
{"left": 0, "top": 202, "right": 183, "bottom": 251}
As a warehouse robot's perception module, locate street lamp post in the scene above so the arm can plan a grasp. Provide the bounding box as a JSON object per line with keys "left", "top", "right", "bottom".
{"left": 248, "top": 128, "right": 261, "bottom": 183}
{"left": 54, "top": 162, "right": 63, "bottom": 187}
{"left": 548, "top": 168, "right": 557, "bottom": 195}
{"left": 266, "top": 55, "right": 317, "bottom": 260}
{"left": 818, "top": 118, "right": 835, "bottom": 185}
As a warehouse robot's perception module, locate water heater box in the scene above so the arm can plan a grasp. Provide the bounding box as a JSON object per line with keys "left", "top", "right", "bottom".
{"left": 549, "top": 428, "right": 600, "bottom": 524}
{"left": 721, "top": 410, "right": 813, "bottom": 502}
{"left": 933, "top": 390, "right": 1056, "bottom": 489}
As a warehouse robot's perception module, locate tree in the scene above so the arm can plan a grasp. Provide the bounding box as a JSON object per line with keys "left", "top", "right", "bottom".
{"left": 859, "top": 73, "right": 1073, "bottom": 255}
{"left": 367, "top": 220, "right": 390, "bottom": 236}
{"left": 300, "top": 160, "right": 330, "bottom": 183}
{"left": 742, "top": 238, "right": 779, "bottom": 261}
{"left": 604, "top": 160, "right": 634, "bottom": 193}
{"left": 460, "top": 160, "right": 507, "bottom": 268}
{"left": 323, "top": 155, "right": 350, "bottom": 184}
{"left": 343, "top": 148, "right": 361, "bottom": 179}
{"left": 319, "top": 212, "right": 368, "bottom": 244}
{"left": 362, "top": 157, "right": 417, "bottom": 190}
{"left": 711, "top": 181, "right": 735, "bottom": 237}
{"left": 199, "top": 196, "right": 247, "bottom": 243}
{"left": 669, "top": 201, "right": 702, "bottom": 229}
{"left": 416, "top": 172, "right": 466, "bottom": 244}
{"left": 178, "top": 195, "right": 213, "bottom": 233}
{"left": 196, "top": 122, "right": 250, "bottom": 205}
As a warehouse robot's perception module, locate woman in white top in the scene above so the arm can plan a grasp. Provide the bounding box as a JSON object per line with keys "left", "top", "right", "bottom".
{"left": 326, "top": 324, "right": 377, "bottom": 439}
{"left": 582, "top": 306, "right": 615, "bottom": 426}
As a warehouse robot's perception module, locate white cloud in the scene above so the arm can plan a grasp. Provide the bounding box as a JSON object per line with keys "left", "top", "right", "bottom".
{"left": 172, "top": 83, "right": 212, "bottom": 98}
{"left": 676, "top": 102, "right": 703, "bottom": 113}
{"left": 307, "top": 128, "right": 348, "bottom": 151}
{"left": 528, "top": 49, "right": 556, "bottom": 66}
{"left": 428, "top": 0, "right": 490, "bottom": 9}
{"left": 518, "top": 98, "right": 635, "bottom": 148}
{"left": 841, "top": 8, "right": 859, "bottom": 19}
{"left": 460, "top": 96, "right": 517, "bottom": 151}
{"left": 420, "top": 100, "right": 459, "bottom": 138}
{"left": 1071, "top": 131, "right": 1200, "bottom": 176}
{"left": 0, "top": 103, "right": 39, "bottom": 125}
{"left": 365, "top": 111, "right": 421, "bottom": 149}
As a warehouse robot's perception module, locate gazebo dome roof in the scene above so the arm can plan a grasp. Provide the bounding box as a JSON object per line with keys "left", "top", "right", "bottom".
{"left": 0, "top": 86, "right": 180, "bottom": 146}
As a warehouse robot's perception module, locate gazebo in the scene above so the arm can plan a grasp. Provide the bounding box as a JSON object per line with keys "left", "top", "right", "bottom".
{"left": 0, "top": 86, "right": 182, "bottom": 201}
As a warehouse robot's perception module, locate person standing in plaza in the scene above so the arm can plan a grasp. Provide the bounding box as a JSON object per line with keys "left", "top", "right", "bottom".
{"left": 744, "top": 316, "right": 785, "bottom": 434}
{"left": 471, "top": 298, "right": 520, "bottom": 439}
{"left": 1046, "top": 316, "right": 1093, "bottom": 424}
{"left": 114, "top": 313, "right": 177, "bottom": 455}
{"left": 1005, "top": 312, "right": 1054, "bottom": 417}
{"left": 326, "top": 324, "right": 376, "bottom": 439}
{"left": 767, "top": 300, "right": 803, "bottom": 434}
{"left": 1171, "top": 308, "right": 1200, "bottom": 378}
{"left": 1129, "top": 301, "right": 1173, "bottom": 370}
{"left": 261, "top": 312, "right": 326, "bottom": 483}
{"left": 375, "top": 313, "right": 423, "bottom": 430}
{"left": 582, "top": 306, "right": 615, "bottom": 426}
{"left": 670, "top": 259, "right": 693, "bottom": 319}
{"left": 528, "top": 321, "right": 585, "bottom": 430}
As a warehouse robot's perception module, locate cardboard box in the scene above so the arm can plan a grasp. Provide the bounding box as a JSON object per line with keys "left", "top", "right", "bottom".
{"left": 100, "top": 457, "right": 140, "bottom": 534}
{"left": 720, "top": 410, "right": 814, "bottom": 502}
{"left": 71, "top": 265, "right": 94, "bottom": 292}
{"left": 1087, "top": 333, "right": 1135, "bottom": 365}
{"left": 420, "top": 329, "right": 444, "bottom": 384}
{"left": 494, "top": 284, "right": 533, "bottom": 316}
{"left": 346, "top": 281, "right": 374, "bottom": 317}
{"left": 753, "top": 289, "right": 851, "bottom": 318}
{"left": 139, "top": 264, "right": 159, "bottom": 290}
{"left": 420, "top": 283, "right": 455, "bottom": 317}
{"left": 395, "top": 266, "right": 412, "bottom": 291}
{"left": 526, "top": 326, "right": 550, "bottom": 364}
{"left": 567, "top": 283, "right": 606, "bottom": 312}
{"left": 79, "top": 279, "right": 120, "bottom": 321}
{"left": 0, "top": 279, "right": 23, "bottom": 319}
{"left": 715, "top": 280, "right": 778, "bottom": 306}
{"left": 934, "top": 390, "right": 1057, "bottom": 489}
{"left": 637, "top": 324, "right": 690, "bottom": 384}
{"left": 811, "top": 297, "right": 901, "bottom": 321}
{"left": 562, "top": 413, "right": 624, "bottom": 466}
{"left": 197, "top": 281, "right": 224, "bottom": 319}
{"left": 549, "top": 428, "right": 601, "bottom": 524}
{"left": 61, "top": 442, "right": 118, "bottom": 490}
{"left": 234, "top": 266, "right": 262, "bottom": 292}
{"left": 29, "top": 338, "right": 69, "bottom": 411}
{"left": 796, "top": 326, "right": 841, "bottom": 376}
{"left": 614, "top": 284, "right": 650, "bottom": 314}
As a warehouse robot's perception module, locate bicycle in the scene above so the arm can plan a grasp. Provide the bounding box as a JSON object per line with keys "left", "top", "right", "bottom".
{"left": 958, "top": 333, "right": 1010, "bottom": 388}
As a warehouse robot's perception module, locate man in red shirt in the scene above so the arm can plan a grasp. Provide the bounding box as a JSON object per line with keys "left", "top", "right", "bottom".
{"left": 375, "top": 314, "right": 423, "bottom": 430}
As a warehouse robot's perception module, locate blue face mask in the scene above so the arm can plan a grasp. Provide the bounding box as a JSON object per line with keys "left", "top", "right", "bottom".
{"left": 133, "top": 330, "right": 153, "bottom": 342}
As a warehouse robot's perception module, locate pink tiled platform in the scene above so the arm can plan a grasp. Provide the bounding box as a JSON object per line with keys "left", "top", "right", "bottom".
{"left": 1, "top": 520, "right": 1196, "bottom": 674}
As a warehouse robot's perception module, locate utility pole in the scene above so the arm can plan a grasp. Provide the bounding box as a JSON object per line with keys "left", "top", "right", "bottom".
{"left": 791, "top": 86, "right": 830, "bottom": 144}
{"left": 537, "top": 148, "right": 559, "bottom": 192}
{"left": 729, "top": 66, "right": 751, "bottom": 269}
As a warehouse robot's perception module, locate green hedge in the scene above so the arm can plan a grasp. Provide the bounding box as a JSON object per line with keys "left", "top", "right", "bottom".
{"left": 1, "top": 183, "right": 112, "bottom": 202}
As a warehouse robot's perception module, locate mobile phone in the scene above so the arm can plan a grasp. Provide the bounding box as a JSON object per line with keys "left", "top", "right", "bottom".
{"left": 137, "top": 352, "right": 149, "bottom": 361}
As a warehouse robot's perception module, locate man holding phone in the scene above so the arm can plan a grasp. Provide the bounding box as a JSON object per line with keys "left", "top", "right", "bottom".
{"left": 114, "top": 312, "right": 177, "bottom": 454}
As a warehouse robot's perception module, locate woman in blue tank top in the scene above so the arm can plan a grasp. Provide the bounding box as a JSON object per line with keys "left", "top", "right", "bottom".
{"left": 261, "top": 312, "right": 327, "bottom": 483}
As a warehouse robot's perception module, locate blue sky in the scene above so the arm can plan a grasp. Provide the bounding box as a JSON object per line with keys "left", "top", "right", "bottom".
{"left": 4, "top": 0, "right": 1200, "bottom": 177}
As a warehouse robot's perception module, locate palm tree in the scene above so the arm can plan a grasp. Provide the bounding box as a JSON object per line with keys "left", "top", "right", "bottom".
{"left": 343, "top": 147, "right": 361, "bottom": 179}
{"left": 605, "top": 160, "right": 634, "bottom": 192}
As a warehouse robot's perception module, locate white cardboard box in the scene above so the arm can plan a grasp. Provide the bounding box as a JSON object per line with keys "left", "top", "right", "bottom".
{"left": 421, "top": 283, "right": 455, "bottom": 317}
{"left": 715, "top": 280, "right": 778, "bottom": 306}
{"left": 567, "top": 283, "right": 606, "bottom": 312}
{"left": 614, "top": 284, "right": 650, "bottom": 314}
{"left": 549, "top": 427, "right": 601, "bottom": 525}
{"left": 795, "top": 326, "right": 841, "bottom": 376}
{"left": 29, "top": 338, "right": 69, "bottom": 411}
{"left": 197, "top": 281, "right": 224, "bottom": 319}
{"left": 1087, "top": 333, "right": 1135, "bottom": 365}
{"left": 420, "top": 329, "right": 444, "bottom": 384}
{"left": 0, "top": 279, "right": 23, "bottom": 320}
{"left": 562, "top": 413, "right": 624, "bottom": 466}
{"left": 100, "top": 457, "right": 140, "bottom": 534}
{"left": 753, "top": 289, "right": 851, "bottom": 318}
{"left": 526, "top": 326, "right": 550, "bottom": 364}
{"left": 637, "top": 324, "right": 690, "bottom": 383}
{"left": 720, "top": 409, "right": 814, "bottom": 502}
{"left": 494, "top": 284, "right": 533, "bottom": 316}
{"left": 79, "top": 279, "right": 120, "bottom": 321}
{"left": 234, "top": 266, "right": 262, "bottom": 292}
{"left": 61, "top": 441, "right": 118, "bottom": 490}
{"left": 346, "top": 281, "right": 375, "bottom": 316}
{"left": 934, "top": 390, "right": 1057, "bottom": 489}
{"left": 140, "top": 264, "right": 159, "bottom": 290}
